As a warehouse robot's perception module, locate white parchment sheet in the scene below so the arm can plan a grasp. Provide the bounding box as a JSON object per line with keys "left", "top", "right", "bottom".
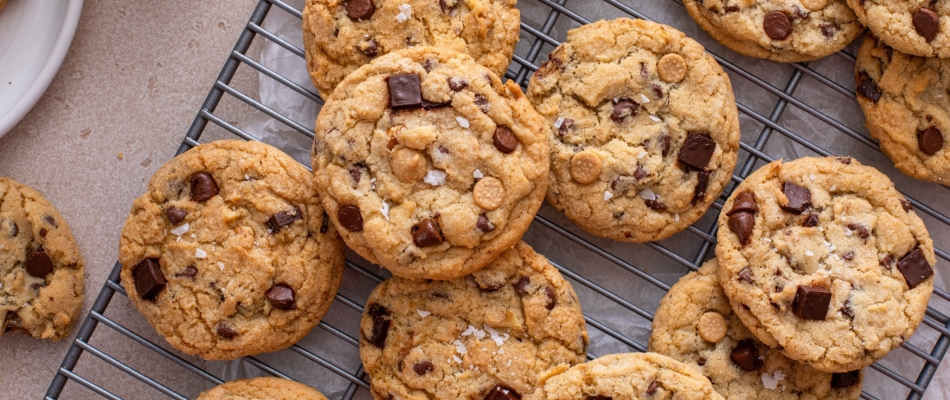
{"left": 210, "top": 1, "right": 950, "bottom": 398}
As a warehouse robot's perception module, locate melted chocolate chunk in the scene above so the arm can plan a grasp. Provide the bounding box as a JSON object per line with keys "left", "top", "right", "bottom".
{"left": 730, "top": 339, "right": 762, "bottom": 371}
{"left": 634, "top": 165, "right": 649, "bottom": 181}
{"left": 831, "top": 371, "right": 860, "bottom": 388}
{"left": 900, "top": 199, "right": 913, "bottom": 211}
{"left": 166, "top": 206, "right": 187, "bottom": 225}
{"left": 412, "top": 219, "right": 443, "bottom": 247}
{"left": 216, "top": 323, "right": 238, "bottom": 338}
{"left": 514, "top": 277, "right": 531, "bottom": 295}
{"left": 793, "top": 285, "right": 832, "bottom": 320}
{"left": 558, "top": 118, "right": 575, "bottom": 136}
{"left": 738, "top": 267, "right": 754, "bottom": 284}
{"left": 267, "top": 283, "right": 296, "bottom": 309}
{"left": 133, "top": 258, "right": 166, "bottom": 301}
{"left": 764, "top": 11, "right": 792, "bottom": 40}
{"left": 485, "top": 385, "right": 521, "bottom": 400}
{"left": 477, "top": 214, "right": 495, "bottom": 232}
{"left": 728, "top": 212, "right": 755, "bottom": 245}
{"left": 388, "top": 74, "right": 423, "bottom": 109}
{"left": 918, "top": 127, "right": 944, "bottom": 155}
{"left": 413, "top": 361, "right": 434, "bottom": 375}
{"left": 728, "top": 192, "right": 759, "bottom": 215}
{"left": 190, "top": 172, "right": 219, "bottom": 202}
{"left": 693, "top": 171, "right": 710, "bottom": 202}
{"left": 493, "top": 127, "right": 519, "bottom": 153}
{"left": 349, "top": 165, "right": 363, "bottom": 186}
{"left": 660, "top": 135, "right": 672, "bottom": 157}
{"left": 846, "top": 223, "right": 869, "bottom": 239}
{"left": 820, "top": 23, "right": 836, "bottom": 38}
{"left": 897, "top": 247, "right": 934, "bottom": 288}
{"left": 913, "top": 8, "right": 940, "bottom": 42}
{"left": 610, "top": 99, "right": 639, "bottom": 123}
{"left": 843, "top": 251, "right": 854, "bottom": 261}
{"left": 25, "top": 250, "right": 53, "bottom": 278}
{"left": 345, "top": 0, "right": 375, "bottom": 20}
{"left": 802, "top": 213, "right": 819, "bottom": 227}
{"left": 780, "top": 182, "right": 812, "bottom": 214}
{"left": 840, "top": 299, "right": 854, "bottom": 317}
{"left": 367, "top": 303, "right": 391, "bottom": 347}
{"left": 646, "top": 380, "right": 659, "bottom": 395}
{"left": 880, "top": 254, "right": 894, "bottom": 270}
{"left": 856, "top": 72, "right": 882, "bottom": 102}
{"left": 8, "top": 221, "right": 17, "bottom": 237}
{"left": 175, "top": 266, "right": 198, "bottom": 278}
{"left": 544, "top": 286, "right": 557, "bottom": 310}
{"left": 360, "top": 38, "right": 378, "bottom": 57}
{"left": 338, "top": 205, "right": 364, "bottom": 232}
{"left": 448, "top": 77, "right": 468, "bottom": 92}
{"left": 836, "top": 156, "right": 852, "bottom": 165}
{"left": 677, "top": 134, "right": 717, "bottom": 171}
{"left": 268, "top": 207, "right": 303, "bottom": 233}
{"left": 645, "top": 200, "right": 667, "bottom": 211}
{"left": 474, "top": 95, "right": 490, "bottom": 113}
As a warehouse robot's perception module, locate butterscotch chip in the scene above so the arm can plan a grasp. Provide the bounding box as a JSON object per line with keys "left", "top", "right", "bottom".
{"left": 801, "top": 0, "right": 828, "bottom": 11}
{"left": 570, "top": 151, "right": 602, "bottom": 184}
{"left": 473, "top": 177, "right": 506, "bottom": 211}
{"left": 697, "top": 312, "right": 728, "bottom": 343}
{"left": 391, "top": 147, "right": 428, "bottom": 183}
{"left": 657, "top": 54, "right": 688, "bottom": 83}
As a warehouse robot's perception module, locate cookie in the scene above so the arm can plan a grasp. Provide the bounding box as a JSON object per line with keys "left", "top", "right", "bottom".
{"left": 197, "top": 377, "right": 327, "bottom": 400}
{"left": 526, "top": 18, "right": 740, "bottom": 243}
{"left": 0, "top": 177, "right": 84, "bottom": 341}
{"left": 312, "top": 47, "right": 549, "bottom": 280}
{"left": 0, "top": 0, "right": 6, "bottom": 12}
{"left": 855, "top": 35, "right": 950, "bottom": 183}
{"left": 302, "top": 0, "right": 520, "bottom": 98}
{"left": 119, "top": 140, "right": 345, "bottom": 360}
{"left": 684, "top": 0, "right": 863, "bottom": 62}
{"left": 650, "top": 259, "right": 863, "bottom": 399}
{"left": 848, "top": 0, "right": 950, "bottom": 58}
{"left": 530, "top": 352, "right": 724, "bottom": 400}
{"left": 715, "top": 156, "right": 935, "bottom": 372}
{"left": 359, "top": 242, "right": 588, "bottom": 399}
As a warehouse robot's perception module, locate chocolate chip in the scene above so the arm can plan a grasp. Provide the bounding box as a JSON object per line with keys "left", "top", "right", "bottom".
{"left": 697, "top": 358, "right": 707, "bottom": 366}
{"left": 349, "top": 165, "right": 363, "bottom": 187}
{"left": 843, "top": 252, "right": 854, "bottom": 261}
{"left": 44, "top": 215, "right": 57, "bottom": 228}
{"left": 412, "top": 219, "right": 443, "bottom": 247}
{"left": 840, "top": 299, "right": 854, "bottom": 317}
{"left": 514, "top": 277, "right": 530, "bottom": 295}
{"left": 439, "top": 0, "right": 454, "bottom": 12}
{"left": 913, "top": 8, "right": 939, "bottom": 42}
{"left": 133, "top": 258, "right": 166, "bottom": 301}
{"left": 677, "top": 134, "right": 717, "bottom": 171}
{"left": 216, "top": 323, "right": 238, "bottom": 338}
{"left": 338, "top": 205, "right": 364, "bottom": 232}
{"left": 790, "top": 5, "right": 806, "bottom": 20}
{"left": 918, "top": 127, "right": 944, "bottom": 155}
{"left": 388, "top": 74, "right": 422, "bottom": 109}
{"left": 634, "top": 165, "right": 649, "bottom": 182}
{"left": 476, "top": 214, "right": 495, "bottom": 232}
{"left": 802, "top": 213, "right": 819, "bottom": 227}
{"left": 738, "top": 267, "right": 754, "bottom": 284}
{"left": 474, "top": 94, "right": 490, "bottom": 113}
{"left": 820, "top": 23, "right": 836, "bottom": 38}
{"left": 856, "top": 72, "right": 882, "bottom": 102}
{"left": 651, "top": 84, "right": 664, "bottom": 99}
{"left": 175, "top": 266, "right": 198, "bottom": 278}
{"left": 646, "top": 380, "right": 659, "bottom": 395}
{"left": 792, "top": 285, "right": 832, "bottom": 320}
{"left": 485, "top": 385, "right": 521, "bottom": 400}
{"left": 266, "top": 283, "right": 296, "bottom": 309}
{"left": 39, "top": 228, "right": 47, "bottom": 237}
{"left": 190, "top": 172, "right": 219, "bottom": 202}
{"left": 897, "top": 247, "right": 934, "bottom": 289}
{"left": 847, "top": 223, "right": 869, "bottom": 239}
{"left": 901, "top": 199, "right": 913, "bottom": 211}
{"left": 881, "top": 254, "right": 894, "bottom": 270}
{"left": 367, "top": 303, "right": 390, "bottom": 347}
{"left": 422, "top": 100, "right": 450, "bottom": 110}
{"left": 781, "top": 182, "right": 812, "bottom": 214}
{"left": 25, "top": 250, "right": 53, "bottom": 278}
{"left": 558, "top": 118, "right": 575, "bottom": 136}
{"left": 660, "top": 135, "right": 671, "bottom": 157}
{"left": 360, "top": 38, "right": 378, "bottom": 57}
{"left": 764, "top": 11, "right": 792, "bottom": 40}
{"left": 448, "top": 77, "right": 468, "bottom": 92}
{"left": 545, "top": 286, "right": 557, "bottom": 310}
{"left": 344, "top": 0, "right": 375, "bottom": 20}
{"left": 836, "top": 156, "right": 852, "bottom": 165}
{"left": 610, "top": 99, "right": 639, "bottom": 123}
{"left": 730, "top": 339, "right": 762, "bottom": 371}
{"left": 728, "top": 192, "right": 759, "bottom": 215}
{"left": 166, "top": 206, "right": 187, "bottom": 225}
{"left": 268, "top": 207, "right": 303, "bottom": 233}
{"left": 413, "top": 361, "right": 434, "bottom": 375}
{"left": 724, "top": 5, "right": 739, "bottom": 12}
{"left": 493, "top": 126, "right": 519, "bottom": 153}
{"left": 645, "top": 200, "right": 667, "bottom": 211}
{"left": 728, "top": 212, "right": 755, "bottom": 245}
{"left": 831, "top": 371, "right": 860, "bottom": 388}
{"left": 693, "top": 171, "right": 710, "bottom": 203}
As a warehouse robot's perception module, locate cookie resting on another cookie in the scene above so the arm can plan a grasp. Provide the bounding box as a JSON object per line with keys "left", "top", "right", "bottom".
{"left": 197, "top": 377, "right": 328, "bottom": 400}
{"left": 848, "top": 0, "right": 950, "bottom": 58}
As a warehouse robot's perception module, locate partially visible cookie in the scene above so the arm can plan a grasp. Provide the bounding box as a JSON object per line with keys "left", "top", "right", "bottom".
{"left": 0, "top": 177, "right": 84, "bottom": 341}
{"left": 312, "top": 47, "right": 549, "bottom": 280}
{"left": 684, "top": 0, "right": 863, "bottom": 62}
{"left": 197, "top": 377, "right": 327, "bottom": 400}
{"left": 0, "top": 0, "right": 6, "bottom": 12}
{"left": 119, "top": 140, "right": 345, "bottom": 360}
{"left": 716, "top": 156, "right": 935, "bottom": 372}
{"left": 359, "top": 242, "right": 588, "bottom": 399}
{"left": 650, "top": 259, "right": 863, "bottom": 399}
{"left": 527, "top": 18, "right": 740, "bottom": 243}
{"left": 848, "top": 0, "right": 950, "bottom": 58}
{"left": 855, "top": 35, "right": 950, "bottom": 183}
{"left": 302, "top": 0, "right": 520, "bottom": 98}
{"left": 530, "top": 352, "right": 724, "bottom": 400}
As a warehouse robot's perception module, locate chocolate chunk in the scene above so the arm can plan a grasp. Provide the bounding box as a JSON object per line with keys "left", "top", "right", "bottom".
{"left": 693, "top": 171, "right": 710, "bottom": 202}
{"left": 175, "top": 266, "right": 198, "bottom": 278}
{"left": 166, "top": 206, "right": 187, "bottom": 225}
{"left": 847, "top": 223, "right": 869, "bottom": 239}
{"left": 360, "top": 38, "right": 378, "bottom": 57}
{"left": 651, "top": 84, "right": 664, "bottom": 99}
{"left": 900, "top": 199, "right": 913, "bottom": 211}
{"left": 493, "top": 126, "right": 519, "bottom": 153}
{"left": 338, "top": 205, "right": 364, "bottom": 232}
{"left": 660, "top": 135, "right": 671, "bottom": 157}
{"left": 485, "top": 385, "right": 521, "bottom": 400}
{"left": 918, "top": 127, "right": 944, "bottom": 155}
{"left": 514, "top": 277, "right": 530, "bottom": 295}
{"left": 439, "top": 0, "right": 455, "bottom": 12}
{"left": 422, "top": 100, "right": 450, "bottom": 110}
{"left": 843, "top": 251, "right": 854, "bottom": 261}
{"left": 587, "top": 396, "right": 610, "bottom": 400}
{"left": 545, "top": 286, "right": 557, "bottom": 310}
{"left": 412, "top": 219, "right": 443, "bottom": 247}
{"left": 268, "top": 207, "right": 303, "bottom": 233}
{"left": 728, "top": 192, "right": 759, "bottom": 215}
{"left": 790, "top": 5, "right": 806, "bottom": 20}
{"left": 190, "top": 172, "right": 219, "bottom": 202}
{"left": 897, "top": 247, "right": 934, "bottom": 289}
{"left": 39, "top": 228, "right": 47, "bottom": 237}
{"left": 677, "top": 134, "right": 717, "bottom": 171}
{"left": 413, "top": 361, "right": 434, "bottom": 375}
{"left": 133, "top": 258, "right": 166, "bottom": 300}
{"left": 345, "top": 0, "right": 375, "bottom": 20}
{"left": 728, "top": 212, "right": 755, "bottom": 245}
{"left": 840, "top": 299, "right": 854, "bottom": 317}
{"left": 645, "top": 200, "right": 667, "bottom": 211}
{"left": 820, "top": 23, "right": 836, "bottom": 38}
{"left": 25, "top": 250, "right": 53, "bottom": 278}
{"left": 802, "top": 213, "right": 819, "bottom": 227}
{"left": 610, "top": 99, "right": 639, "bottom": 123}
{"left": 856, "top": 72, "right": 882, "bottom": 102}
{"left": 216, "top": 323, "right": 238, "bottom": 338}
{"left": 730, "top": 339, "right": 762, "bottom": 371}
{"left": 267, "top": 283, "right": 296, "bottom": 309}
{"left": 913, "top": 8, "right": 939, "bottom": 42}
{"left": 8, "top": 221, "right": 17, "bottom": 237}
{"left": 831, "top": 371, "right": 860, "bottom": 388}
{"left": 646, "top": 380, "right": 659, "bottom": 395}
{"left": 558, "top": 118, "right": 575, "bottom": 136}
{"left": 448, "top": 77, "right": 468, "bottom": 92}
{"left": 763, "top": 11, "right": 792, "bottom": 40}
{"left": 780, "top": 182, "right": 812, "bottom": 214}
{"left": 880, "top": 254, "right": 894, "bottom": 270}
{"left": 476, "top": 214, "right": 495, "bottom": 232}
{"left": 388, "top": 74, "right": 423, "bottom": 109}
{"left": 349, "top": 165, "right": 363, "bottom": 186}
{"left": 724, "top": 5, "right": 739, "bottom": 12}
{"left": 367, "top": 304, "right": 391, "bottom": 347}
{"left": 634, "top": 165, "right": 649, "bottom": 181}
{"left": 836, "top": 156, "right": 852, "bottom": 165}
{"left": 792, "top": 286, "right": 832, "bottom": 320}
{"left": 738, "top": 267, "right": 754, "bottom": 284}
{"left": 697, "top": 358, "right": 707, "bottom": 366}
{"left": 474, "top": 94, "right": 490, "bottom": 113}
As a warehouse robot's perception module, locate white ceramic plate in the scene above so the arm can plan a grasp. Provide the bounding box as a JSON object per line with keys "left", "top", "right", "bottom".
{"left": 0, "top": 0, "right": 83, "bottom": 138}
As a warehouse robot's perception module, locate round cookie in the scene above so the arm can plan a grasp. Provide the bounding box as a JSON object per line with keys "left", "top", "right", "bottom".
{"left": 716, "top": 156, "right": 935, "bottom": 372}
{"left": 526, "top": 18, "right": 740, "bottom": 243}
{"left": 197, "top": 377, "right": 327, "bottom": 400}
{"left": 359, "top": 242, "right": 588, "bottom": 399}
{"left": 848, "top": 0, "right": 950, "bottom": 58}
{"left": 119, "top": 140, "right": 345, "bottom": 360}
{"left": 302, "top": 0, "right": 520, "bottom": 98}
{"left": 0, "top": 177, "right": 84, "bottom": 341}
{"left": 649, "top": 259, "right": 863, "bottom": 399}
{"left": 855, "top": 35, "right": 950, "bottom": 183}
{"left": 530, "top": 352, "right": 724, "bottom": 400}
{"left": 312, "top": 47, "right": 549, "bottom": 280}
{"left": 684, "top": 0, "right": 863, "bottom": 62}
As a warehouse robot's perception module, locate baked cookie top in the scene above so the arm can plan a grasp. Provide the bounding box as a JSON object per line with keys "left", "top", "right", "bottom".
{"left": 527, "top": 18, "right": 740, "bottom": 243}
{"left": 359, "top": 242, "right": 588, "bottom": 399}
{"left": 649, "top": 259, "right": 863, "bottom": 399}
{"left": 855, "top": 35, "right": 950, "bottom": 183}
{"left": 119, "top": 140, "right": 345, "bottom": 360}
{"left": 716, "top": 156, "right": 935, "bottom": 372}
{"left": 0, "top": 177, "right": 84, "bottom": 341}
{"left": 530, "top": 352, "right": 724, "bottom": 400}
{"left": 848, "top": 0, "right": 950, "bottom": 58}
{"left": 685, "top": 0, "right": 862, "bottom": 62}
{"left": 197, "top": 377, "right": 327, "bottom": 400}
{"left": 302, "top": 0, "right": 520, "bottom": 98}
{"left": 312, "top": 46, "right": 549, "bottom": 280}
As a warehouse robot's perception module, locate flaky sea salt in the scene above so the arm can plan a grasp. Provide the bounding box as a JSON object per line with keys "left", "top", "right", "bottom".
{"left": 675, "top": 214, "right": 680, "bottom": 222}
{"left": 484, "top": 325, "right": 509, "bottom": 346}
{"left": 474, "top": 169, "right": 484, "bottom": 179}
{"left": 604, "top": 191, "right": 613, "bottom": 201}
{"left": 453, "top": 355, "right": 462, "bottom": 363}
{"left": 456, "top": 116, "right": 470, "bottom": 128}
{"left": 761, "top": 370, "right": 785, "bottom": 390}
{"left": 805, "top": 250, "right": 815, "bottom": 257}
{"left": 462, "top": 325, "right": 478, "bottom": 336}
{"left": 396, "top": 4, "right": 412, "bottom": 22}
{"left": 639, "top": 188, "right": 657, "bottom": 201}
{"left": 641, "top": 94, "right": 650, "bottom": 104}
{"left": 424, "top": 170, "right": 447, "bottom": 186}
{"left": 638, "top": 151, "right": 647, "bottom": 159}
{"left": 649, "top": 115, "right": 662, "bottom": 122}
{"left": 380, "top": 201, "right": 391, "bottom": 220}
{"left": 454, "top": 339, "right": 468, "bottom": 355}
{"left": 195, "top": 248, "right": 207, "bottom": 259}
{"left": 845, "top": 229, "right": 853, "bottom": 236}
{"left": 218, "top": 262, "right": 225, "bottom": 271}
{"left": 417, "top": 310, "right": 431, "bottom": 318}
{"left": 170, "top": 223, "right": 190, "bottom": 236}
{"left": 554, "top": 117, "right": 564, "bottom": 129}
{"left": 370, "top": 177, "right": 377, "bottom": 191}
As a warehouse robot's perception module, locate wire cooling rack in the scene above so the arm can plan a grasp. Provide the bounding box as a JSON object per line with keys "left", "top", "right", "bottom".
{"left": 45, "top": 0, "right": 950, "bottom": 399}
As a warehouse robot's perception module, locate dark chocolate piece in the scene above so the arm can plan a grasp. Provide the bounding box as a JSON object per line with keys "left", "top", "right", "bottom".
{"left": 133, "top": 258, "right": 166, "bottom": 301}
{"left": 792, "top": 285, "right": 832, "bottom": 320}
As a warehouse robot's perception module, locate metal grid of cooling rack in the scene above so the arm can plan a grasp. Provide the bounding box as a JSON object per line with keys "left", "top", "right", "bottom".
{"left": 45, "top": 0, "right": 950, "bottom": 399}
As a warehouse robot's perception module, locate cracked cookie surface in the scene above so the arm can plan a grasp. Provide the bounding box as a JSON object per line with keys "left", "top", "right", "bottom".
{"left": 197, "top": 377, "right": 328, "bottom": 400}
{"left": 685, "top": 0, "right": 862, "bottom": 62}
{"left": 302, "top": 0, "right": 520, "bottom": 98}
{"left": 527, "top": 18, "right": 740, "bottom": 243}
{"left": 650, "top": 259, "right": 863, "bottom": 399}
{"left": 119, "top": 140, "right": 345, "bottom": 360}
{"left": 855, "top": 35, "right": 950, "bottom": 183}
{"left": 0, "top": 177, "right": 84, "bottom": 341}
{"left": 716, "top": 156, "right": 935, "bottom": 372}
{"left": 359, "top": 242, "right": 588, "bottom": 400}
{"left": 312, "top": 46, "right": 549, "bottom": 280}
{"left": 848, "top": 0, "right": 950, "bottom": 58}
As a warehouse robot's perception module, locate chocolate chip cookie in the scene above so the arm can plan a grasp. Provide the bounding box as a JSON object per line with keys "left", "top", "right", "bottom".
{"left": 197, "top": 377, "right": 328, "bottom": 400}
{"left": 359, "top": 241, "right": 588, "bottom": 399}
{"left": 855, "top": 35, "right": 950, "bottom": 183}
{"left": 0, "top": 177, "right": 84, "bottom": 341}
{"left": 312, "top": 46, "right": 549, "bottom": 280}
{"left": 848, "top": 0, "right": 950, "bottom": 58}
{"left": 302, "top": 0, "right": 520, "bottom": 98}
{"left": 526, "top": 18, "right": 740, "bottom": 243}
{"left": 119, "top": 140, "right": 345, "bottom": 360}
{"left": 650, "top": 259, "right": 863, "bottom": 399}
{"left": 716, "top": 156, "right": 935, "bottom": 372}
{"left": 685, "top": 0, "right": 863, "bottom": 62}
